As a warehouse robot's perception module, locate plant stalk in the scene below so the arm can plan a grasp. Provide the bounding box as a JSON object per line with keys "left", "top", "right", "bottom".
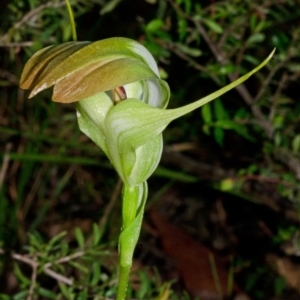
{"left": 65, "top": 0, "right": 77, "bottom": 41}
{"left": 116, "top": 182, "right": 148, "bottom": 300}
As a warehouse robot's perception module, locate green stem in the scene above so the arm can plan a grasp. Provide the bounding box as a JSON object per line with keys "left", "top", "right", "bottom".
{"left": 117, "top": 265, "right": 131, "bottom": 300}
{"left": 116, "top": 182, "right": 148, "bottom": 300}
{"left": 65, "top": 0, "right": 77, "bottom": 41}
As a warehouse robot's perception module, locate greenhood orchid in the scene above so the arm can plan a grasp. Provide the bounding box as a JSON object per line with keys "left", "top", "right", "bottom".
{"left": 20, "top": 37, "right": 274, "bottom": 299}
{"left": 20, "top": 38, "right": 170, "bottom": 187}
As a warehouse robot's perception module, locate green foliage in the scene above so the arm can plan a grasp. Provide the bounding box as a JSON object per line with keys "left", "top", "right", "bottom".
{"left": 201, "top": 99, "right": 254, "bottom": 145}
{"left": 7, "top": 224, "right": 123, "bottom": 299}
{"left": 1, "top": 0, "right": 300, "bottom": 299}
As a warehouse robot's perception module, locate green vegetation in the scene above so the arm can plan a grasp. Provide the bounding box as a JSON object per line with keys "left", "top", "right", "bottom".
{"left": 1, "top": 0, "right": 300, "bottom": 299}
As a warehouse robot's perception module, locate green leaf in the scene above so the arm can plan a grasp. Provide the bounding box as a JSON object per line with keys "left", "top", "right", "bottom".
{"left": 292, "top": 134, "right": 300, "bottom": 153}
{"left": 218, "top": 64, "right": 235, "bottom": 75}
{"left": 100, "top": 0, "right": 123, "bottom": 15}
{"left": 177, "top": 17, "right": 188, "bottom": 41}
{"left": 137, "top": 271, "right": 151, "bottom": 299}
{"left": 59, "top": 283, "right": 73, "bottom": 299}
{"left": 77, "top": 290, "right": 88, "bottom": 300}
{"left": 213, "top": 127, "right": 224, "bottom": 146}
{"left": 90, "top": 262, "right": 101, "bottom": 286}
{"left": 28, "top": 232, "right": 44, "bottom": 252}
{"left": 215, "top": 120, "right": 255, "bottom": 142}
{"left": 203, "top": 18, "right": 223, "bottom": 34}
{"left": 46, "top": 231, "right": 67, "bottom": 253}
{"left": 174, "top": 42, "right": 202, "bottom": 57}
{"left": 75, "top": 227, "right": 85, "bottom": 249}
{"left": 37, "top": 287, "right": 57, "bottom": 299}
{"left": 154, "top": 166, "right": 197, "bottom": 182}
{"left": 254, "top": 20, "right": 270, "bottom": 33}
{"left": 250, "top": 15, "right": 258, "bottom": 32}
{"left": 92, "top": 223, "right": 103, "bottom": 246}
{"left": 69, "top": 260, "right": 89, "bottom": 273}
{"left": 13, "top": 291, "right": 29, "bottom": 300}
{"left": 248, "top": 33, "right": 265, "bottom": 45}
{"left": 201, "top": 102, "right": 212, "bottom": 124}
{"left": 244, "top": 55, "right": 260, "bottom": 65}
{"left": 202, "top": 124, "right": 211, "bottom": 135}
{"left": 274, "top": 276, "right": 286, "bottom": 295}
{"left": 146, "top": 19, "right": 164, "bottom": 32}
{"left": 214, "top": 98, "right": 229, "bottom": 120}
{"left": 13, "top": 263, "right": 31, "bottom": 286}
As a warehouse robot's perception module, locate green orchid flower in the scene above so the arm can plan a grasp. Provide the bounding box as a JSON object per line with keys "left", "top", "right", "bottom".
{"left": 20, "top": 37, "right": 274, "bottom": 300}
{"left": 20, "top": 38, "right": 170, "bottom": 187}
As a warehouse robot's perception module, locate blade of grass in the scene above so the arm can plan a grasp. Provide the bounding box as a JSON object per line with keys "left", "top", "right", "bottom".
{"left": 209, "top": 253, "right": 223, "bottom": 300}
{"left": 65, "top": 0, "right": 77, "bottom": 41}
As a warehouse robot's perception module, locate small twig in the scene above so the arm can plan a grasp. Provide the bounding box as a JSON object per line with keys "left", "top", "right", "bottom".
{"left": 0, "top": 0, "right": 66, "bottom": 43}
{"left": 0, "top": 69, "right": 19, "bottom": 85}
{"left": 27, "top": 258, "right": 38, "bottom": 300}
{"left": 241, "top": 174, "right": 299, "bottom": 189}
{"left": 0, "top": 246, "right": 117, "bottom": 298}
{"left": 195, "top": 21, "right": 226, "bottom": 64}
{"left": 217, "top": 21, "right": 244, "bottom": 52}
{"left": 253, "top": 58, "right": 288, "bottom": 104}
{"left": 274, "top": 149, "right": 300, "bottom": 181}
{"left": 0, "top": 41, "right": 34, "bottom": 47}
{"left": 44, "top": 250, "right": 85, "bottom": 268}
{"left": 11, "top": 252, "right": 38, "bottom": 267}
{"left": 0, "top": 143, "right": 12, "bottom": 189}
{"left": 268, "top": 72, "right": 288, "bottom": 121}
{"left": 0, "top": 248, "right": 85, "bottom": 287}
{"left": 157, "top": 39, "right": 221, "bottom": 84}
{"left": 167, "top": 0, "right": 192, "bottom": 21}
{"left": 43, "top": 267, "right": 73, "bottom": 286}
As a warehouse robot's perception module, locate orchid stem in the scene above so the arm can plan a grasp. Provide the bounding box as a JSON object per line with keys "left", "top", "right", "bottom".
{"left": 117, "top": 265, "right": 131, "bottom": 300}
{"left": 116, "top": 182, "right": 148, "bottom": 300}
{"left": 65, "top": 0, "right": 77, "bottom": 41}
